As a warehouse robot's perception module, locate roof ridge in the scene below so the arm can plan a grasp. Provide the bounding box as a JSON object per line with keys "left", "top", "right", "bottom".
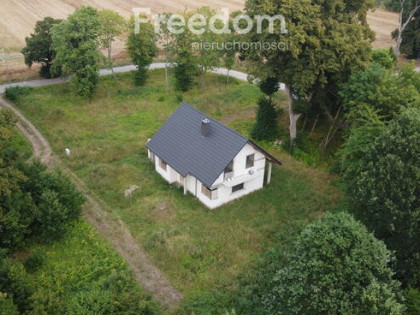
{"left": 180, "top": 102, "right": 249, "bottom": 141}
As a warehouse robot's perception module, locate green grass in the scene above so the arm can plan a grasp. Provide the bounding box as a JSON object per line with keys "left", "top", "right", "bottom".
{"left": 14, "top": 221, "right": 160, "bottom": 313}
{"left": 4, "top": 127, "right": 33, "bottom": 161}
{"left": 11, "top": 69, "right": 340, "bottom": 299}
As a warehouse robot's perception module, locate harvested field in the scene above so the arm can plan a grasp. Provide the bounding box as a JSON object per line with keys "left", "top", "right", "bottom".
{"left": 0, "top": 1, "right": 399, "bottom": 82}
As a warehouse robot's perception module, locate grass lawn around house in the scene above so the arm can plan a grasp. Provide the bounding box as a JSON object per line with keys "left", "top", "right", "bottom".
{"left": 10, "top": 69, "right": 340, "bottom": 299}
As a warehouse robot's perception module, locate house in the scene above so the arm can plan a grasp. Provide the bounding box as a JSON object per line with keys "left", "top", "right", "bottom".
{"left": 146, "top": 103, "right": 282, "bottom": 209}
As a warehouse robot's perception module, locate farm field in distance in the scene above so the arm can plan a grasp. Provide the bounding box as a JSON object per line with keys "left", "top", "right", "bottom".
{"left": 10, "top": 69, "right": 340, "bottom": 303}
{"left": 0, "top": 0, "right": 399, "bottom": 82}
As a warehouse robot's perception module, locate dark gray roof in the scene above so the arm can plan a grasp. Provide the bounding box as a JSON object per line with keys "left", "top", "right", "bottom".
{"left": 146, "top": 102, "right": 281, "bottom": 188}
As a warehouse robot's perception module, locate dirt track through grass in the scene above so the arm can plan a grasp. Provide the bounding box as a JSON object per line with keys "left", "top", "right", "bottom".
{"left": 0, "top": 96, "right": 183, "bottom": 310}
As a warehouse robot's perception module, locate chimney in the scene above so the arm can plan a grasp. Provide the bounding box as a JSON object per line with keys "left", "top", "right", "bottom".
{"left": 201, "top": 118, "right": 211, "bottom": 136}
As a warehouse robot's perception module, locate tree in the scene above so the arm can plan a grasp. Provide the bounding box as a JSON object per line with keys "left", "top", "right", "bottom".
{"left": 157, "top": 13, "right": 176, "bottom": 92}
{"left": 372, "top": 48, "right": 397, "bottom": 69}
{"left": 264, "top": 212, "right": 405, "bottom": 314}
{"left": 51, "top": 6, "right": 101, "bottom": 97}
{"left": 21, "top": 17, "right": 62, "bottom": 78}
{"left": 251, "top": 77, "right": 279, "bottom": 141}
{"left": 193, "top": 7, "right": 224, "bottom": 86}
{"left": 391, "top": 0, "right": 420, "bottom": 55}
{"left": 171, "top": 12, "right": 199, "bottom": 92}
{"left": 340, "top": 63, "right": 420, "bottom": 124}
{"left": 345, "top": 108, "right": 420, "bottom": 286}
{"left": 126, "top": 17, "right": 157, "bottom": 86}
{"left": 243, "top": 0, "right": 374, "bottom": 142}
{"left": 98, "top": 9, "right": 126, "bottom": 75}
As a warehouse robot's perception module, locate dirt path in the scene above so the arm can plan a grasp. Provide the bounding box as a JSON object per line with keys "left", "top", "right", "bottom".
{"left": 0, "top": 97, "right": 183, "bottom": 310}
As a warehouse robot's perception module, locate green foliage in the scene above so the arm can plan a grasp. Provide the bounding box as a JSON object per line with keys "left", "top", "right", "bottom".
{"left": 19, "top": 161, "right": 85, "bottom": 238}
{"left": 4, "top": 86, "right": 33, "bottom": 102}
{"left": 0, "top": 160, "right": 85, "bottom": 248}
{"left": 251, "top": 97, "right": 278, "bottom": 141}
{"left": 244, "top": 0, "right": 374, "bottom": 138}
{"left": 98, "top": 9, "right": 126, "bottom": 68}
{"left": 21, "top": 17, "right": 62, "bottom": 78}
{"left": 126, "top": 17, "right": 157, "bottom": 86}
{"left": 27, "top": 223, "right": 160, "bottom": 314}
{"left": 172, "top": 12, "right": 199, "bottom": 91}
{"left": 345, "top": 108, "right": 420, "bottom": 286}
{"left": 372, "top": 48, "right": 397, "bottom": 69}
{"left": 258, "top": 77, "right": 279, "bottom": 96}
{"left": 0, "top": 256, "right": 34, "bottom": 313}
{"left": 264, "top": 212, "right": 405, "bottom": 314}
{"left": 405, "top": 287, "right": 420, "bottom": 314}
{"left": 0, "top": 292, "right": 19, "bottom": 315}
{"left": 23, "top": 249, "right": 44, "bottom": 274}
{"left": 0, "top": 109, "right": 26, "bottom": 198}
{"left": 340, "top": 63, "right": 420, "bottom": 124}
{"left": 51, "top": 6, "right": 101, "bottom": 96}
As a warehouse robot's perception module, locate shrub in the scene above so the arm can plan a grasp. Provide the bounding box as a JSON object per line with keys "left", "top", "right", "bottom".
{"left": 24, "top": 250, "right": 44, "bottom": 274}
{"left": 0, "top": 292, "right": 19, "bottom": 315}
{"left": 20, "top": 161, "right": 85, "bottom": 238}
{"left": 174, "top": 62, "right": 197, "bottom": 92}
{"left": 345, "top": 108, "right": 420, "bottom": 286}
{"left": 4, "top": 86, "right": 33, "bottom": 102}
{"left": 372, "top": 48, "right": 396, "bottom": 69}
{"left": 251, "top": 97, "right": 278, "bottom": 141}
{"left": 405, "top": 287, "right": 420, "bottom": 315}
{"left": 0, "top": 257, "right": 34, "bottom": 313}
{"left": 264, "top": 212, "right": 405, "bottom": 314}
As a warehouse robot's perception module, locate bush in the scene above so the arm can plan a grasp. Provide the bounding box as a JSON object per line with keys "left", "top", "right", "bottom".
{"left": 133, "top": 68, "right": 148, "bottom": 86}
{"left": 264, "top": 212, "right": 405, "bottom": 314}
{"left": 24, "top": 250, "right": 44, "bottom": 274}
{"left": 405, "top": 287, "right": 420, "bottom": 315}
{"left": 174, "top": 62, "right": 197, "bottom": 92}
{"left": 20, "top": 161, "right": 85, "bottom": 238}
{"left": 372, "top": 48, "right": 396, "bottom": 69}
{"left": 4, "top": 86, "right": 33, "bottom": 102}
{"left": 0, "top": 292, "right": 19, "bottom": 315}
{"left": 0, "top": 161, "right": 85, "bottom": 249}
{"left": 345, "top": 108, "right": 420, "bottom": 286}
{"left": 251, "top": 97, "right": 278, "bottom": 141}
{"left": 0, "top": 257, "right": 34, "bottom": 313}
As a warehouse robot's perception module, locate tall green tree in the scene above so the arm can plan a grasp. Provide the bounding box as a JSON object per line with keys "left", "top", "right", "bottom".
{"left": 172, "top": 12, "right": 199, "bottom": 92}
{"left": 344, "top": 108, "right": 420, "bottom": 287}
{"left": 264, "top": 211, "right": 405, "bottom": 314}
{"left": 387, "top": 0, "right": 420, "bottom": 56}
{"left": 340, "top": 63, "right": 420, "bottom": 125}
{"left": 51, "top": 6, "right": 101, "bottom": 97}
{"left": 126, "top": 17, "right": 157, "bottom": 86}
{"left": 21, "top": 17, "right": 62, "bottom": 78}
{"left": 193, "top": 7, "right": 224, "bottom": 86}
{"left": 244, "top": 0, "right": 374, "bottom": 142}
{"left": 251, "top": 77, "right": 279, "bottom": 141}
{"left": 98, "top": 9, "right": 126, "bottom": 75}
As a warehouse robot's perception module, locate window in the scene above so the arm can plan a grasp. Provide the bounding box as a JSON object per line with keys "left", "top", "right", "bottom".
{"left": 201, "top": 185, "right": 218, "bottom": 200}
{"left": 232, "top": 183, "right": 244, "bottom": 193}
{"left": 224, "top": 160, "right": 234, "bottom": 180}
{"left": 159, "top": 158, "right": 167, "bottom": 171}
{"left": 246, "top": 154, "right": 255, "bottom": 169}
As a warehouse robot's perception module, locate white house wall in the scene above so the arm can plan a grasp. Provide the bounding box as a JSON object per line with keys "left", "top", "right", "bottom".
{"left": 148, "top": 143, "right": 267, "bottom": 209}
